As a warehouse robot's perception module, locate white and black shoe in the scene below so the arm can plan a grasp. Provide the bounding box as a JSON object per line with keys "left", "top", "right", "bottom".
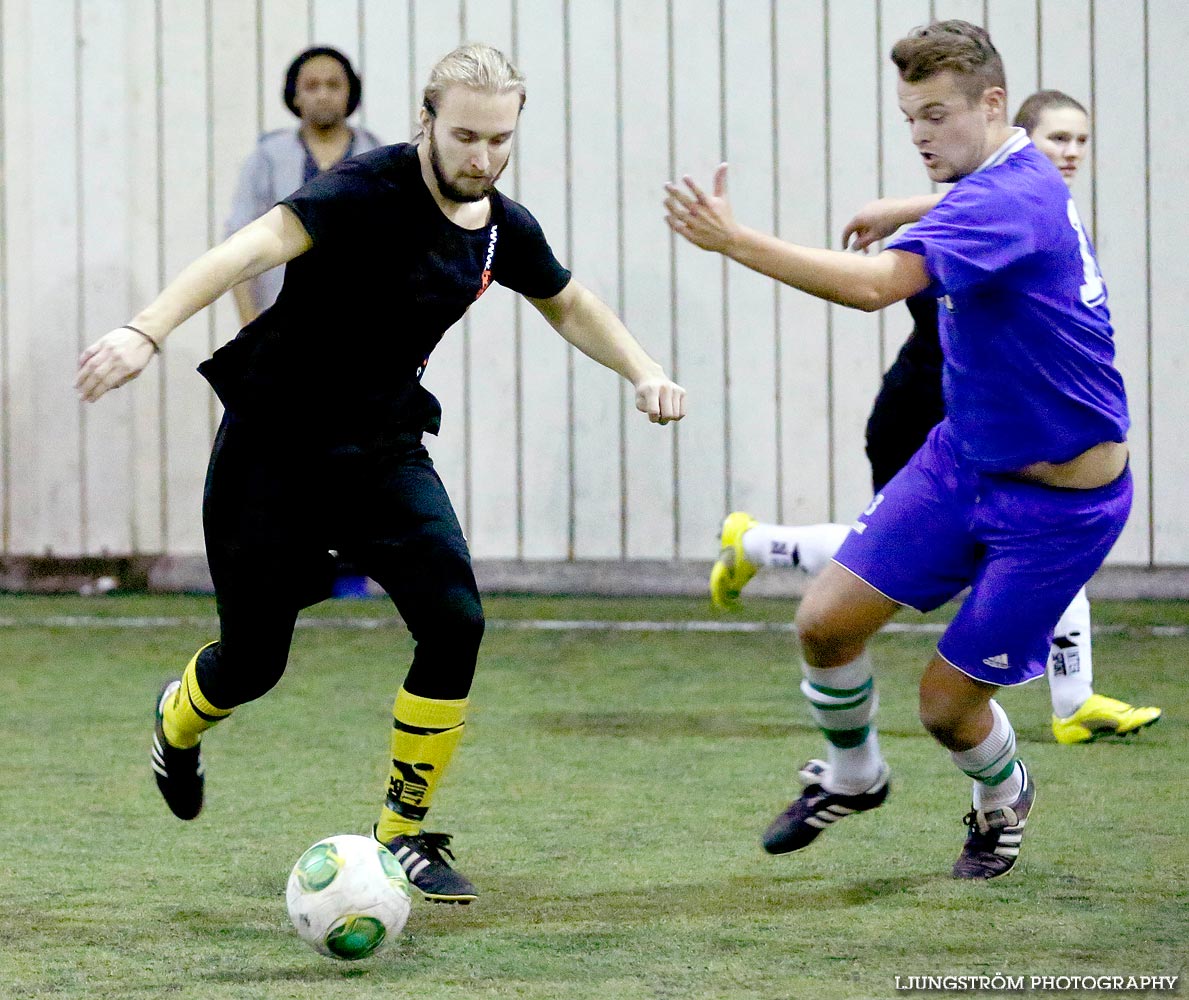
{"left": 952, "top": 762, "right": 1034, "bottom": 880}
{"left": 376, "top": 829, "right": 477, "bottom": 904}
{"left": 762, "top": 759, "right": 890, "bottom": 854}
{"left": 151, "top": 680, "right": 204, "bottom": 820}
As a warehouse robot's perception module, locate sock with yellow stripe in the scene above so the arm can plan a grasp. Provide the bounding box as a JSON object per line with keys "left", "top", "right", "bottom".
{"left": 162, "top": 643, "right": 233, "bottom": 749}
{"left": 376, "top": 687, "right": 468, "bottom": 842}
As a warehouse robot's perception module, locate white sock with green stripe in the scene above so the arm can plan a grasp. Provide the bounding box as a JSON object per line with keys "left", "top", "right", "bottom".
{"left": 951, "top": 699, "right": 1023, "bottom": 810}
{"left": 800, "top": 653, "right": 883, "bottom": 795}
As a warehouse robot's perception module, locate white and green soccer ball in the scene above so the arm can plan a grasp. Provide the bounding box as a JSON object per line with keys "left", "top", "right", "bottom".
{"left": 286, "top": 834, "right": 412, "bottom": 960}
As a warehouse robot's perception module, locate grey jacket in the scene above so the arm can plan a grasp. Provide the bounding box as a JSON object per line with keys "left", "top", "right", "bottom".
{"left": 226, "top": 126, "right": 384, "bottom": 313}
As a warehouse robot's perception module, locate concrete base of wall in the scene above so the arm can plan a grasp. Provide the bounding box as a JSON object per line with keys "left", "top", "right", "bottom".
{"left": 3, "top": 555, "right": 1189, "bottom": 601}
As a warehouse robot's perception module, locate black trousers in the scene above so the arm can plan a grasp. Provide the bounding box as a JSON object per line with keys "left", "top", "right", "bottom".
{"left": 864, "top": 357, "right": 945, "bottom": 493}
{"left": 196, "top": 414, "right": 484, "bottom": 708}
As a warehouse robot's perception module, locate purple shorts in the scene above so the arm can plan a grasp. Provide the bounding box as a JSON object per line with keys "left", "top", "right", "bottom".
{"left": 834, "top": 421, "right": 1132, "bottom": 686}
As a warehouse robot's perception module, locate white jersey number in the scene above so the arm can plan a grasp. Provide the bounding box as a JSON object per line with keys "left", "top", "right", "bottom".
{"left": 1066, "top": 199, "right": 1106, "bottom": 308}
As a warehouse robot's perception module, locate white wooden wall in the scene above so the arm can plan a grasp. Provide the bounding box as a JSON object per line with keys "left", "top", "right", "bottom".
{"left": 2, "top": 0, "right": 1186, "bottom": 566}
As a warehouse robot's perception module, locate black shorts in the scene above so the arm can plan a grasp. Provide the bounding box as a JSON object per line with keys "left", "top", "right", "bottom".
{"left": 203, "top": 416, "right": 473, "bottom": 604}
{"left": 198, "top": 414, "right": 484, "bottom": 704}
{"left": 864, "top": 357, "right": 945, "bottom": 493}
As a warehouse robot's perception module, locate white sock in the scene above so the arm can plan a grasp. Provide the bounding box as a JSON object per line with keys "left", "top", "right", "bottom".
{"left": 1047, "top": 587, "right": 1094, "bottom": 718}
{"left": 800, "top": 652, "right": 884, "bottom": 794}
{"left": 742, "top": 522, "right": 851, "bottom": 575}
{"left": 950, "top": 700, "right": 1023, "bottom": 810}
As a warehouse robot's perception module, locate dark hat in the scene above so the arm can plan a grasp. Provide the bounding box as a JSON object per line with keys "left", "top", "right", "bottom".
{"left": 284, "top": 46, "right": 362, "bottom": 118}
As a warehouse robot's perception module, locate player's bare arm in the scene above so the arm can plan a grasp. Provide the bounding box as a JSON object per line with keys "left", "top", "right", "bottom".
{"left": 231, "top": 280, "right": 262, "bottom": 329}
{"left": 841, "top": 193, "right": 944, "bottom": 252}
{"left": 75, "top": 205, "right": 313, "bottom": 403}
{"left": 664, "top": 163, "right": 931, "bottom": 311}
{"left": 528, "top": 279, "right": 686, "bottom": 425}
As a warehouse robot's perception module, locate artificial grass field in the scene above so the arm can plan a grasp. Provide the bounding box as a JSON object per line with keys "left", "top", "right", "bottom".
{"left": 0, "top": 593, "right": 1183, "bottom": 999}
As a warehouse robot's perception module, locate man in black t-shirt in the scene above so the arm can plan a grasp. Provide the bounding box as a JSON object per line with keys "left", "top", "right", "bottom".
{"left": 77, "top": 43, "right": 685, "bottom": 905}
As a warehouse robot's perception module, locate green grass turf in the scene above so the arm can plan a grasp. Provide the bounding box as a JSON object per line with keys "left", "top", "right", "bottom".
{"left": 0, "top": 594, "right": 1183, "bottom": 999}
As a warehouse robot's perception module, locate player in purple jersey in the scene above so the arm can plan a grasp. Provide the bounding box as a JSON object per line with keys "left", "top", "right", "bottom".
{"left": 711, "top": 90, "right": 1160, "bottom": 747}
{"left": 666, "top": 21, "right": 1132, "bottom": 879}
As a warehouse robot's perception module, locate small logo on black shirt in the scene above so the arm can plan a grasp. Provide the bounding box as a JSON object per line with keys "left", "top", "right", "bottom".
{"left": 476, "top": 223, "right": 499, "bottom": 299}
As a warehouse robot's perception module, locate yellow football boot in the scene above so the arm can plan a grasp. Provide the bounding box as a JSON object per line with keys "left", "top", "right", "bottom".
{"left": 1051, "top": 693, "right": 1162, "bottom": 744}
{"left": 709, "top": 511, "right": 759, "bottom": 611}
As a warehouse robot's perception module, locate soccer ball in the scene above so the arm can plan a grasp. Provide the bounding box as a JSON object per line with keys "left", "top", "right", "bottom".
{"left": 286, "top": 834, "right": 412, "bottom": 960}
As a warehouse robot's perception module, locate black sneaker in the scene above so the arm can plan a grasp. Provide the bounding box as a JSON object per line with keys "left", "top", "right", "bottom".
{"left": 377, "top": 830, "right": 477, "bottom": 904}
{"left": 150, "top": 680, "right": 204, "bottom": 820}
{"left": 762, "top": 759, "right": 890, "bottom": 854}
{"left": 952, "top": 762, "right": 1034, "bottom": 880}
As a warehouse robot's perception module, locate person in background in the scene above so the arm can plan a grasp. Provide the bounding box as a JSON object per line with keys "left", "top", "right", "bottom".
{"left": 228, "top": 46, "right": 382, "bottom": 326}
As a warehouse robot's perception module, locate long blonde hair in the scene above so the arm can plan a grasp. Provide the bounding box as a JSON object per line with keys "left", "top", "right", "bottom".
{"left": 415, "top": 43, "right": 526, "bottom": 139}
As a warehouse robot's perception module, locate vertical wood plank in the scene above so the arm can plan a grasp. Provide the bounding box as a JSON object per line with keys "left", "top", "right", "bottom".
{"left": 4, "top": 0, "right": 82, "bottom": 554}
{"left": 0, "top": 0, "right": 9, "bottom": 551}
{"left": 361, "top": 0, "right": 410, "bottom": 140}
{"left": 722, "top": 0, "right": 778, "bottom": 522}
{"left": 567, "top": 0, "right": 623, "bottom": 557}
{"left": 1148, "top": 0, "right": 1189, "bottom": 561}
{"left": 774, "top": 0, "right": 831, "bottom": 527}
{"left": 1091, "top": 0, "right": 1149, "bottom": 564}
{"left": 1038, "top": 0, "right": 1091, "bottom": 97}
{"left": 515, "top": 0, "right": 571, "bottom": 559}
{"left": 311, "top": 0, "right": 360, "bottom": 53}
{"left": 620, "top": 0, "right": 675, "bottom": 558}
{"left": 79, "top": 0, "right": 136, "bottom": 553}
{"left": 126, "top": 0, "right": 165, "bottom": 554}
{"left": 158, "top": 0, "right": 212, "bottom": 554}
{"left": 672, "top": 0, "right": 726, "bottom": 556}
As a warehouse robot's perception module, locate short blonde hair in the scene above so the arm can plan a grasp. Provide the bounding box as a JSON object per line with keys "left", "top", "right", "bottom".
{"left": 417, "top": 43, "right": 526, "bottom": 137}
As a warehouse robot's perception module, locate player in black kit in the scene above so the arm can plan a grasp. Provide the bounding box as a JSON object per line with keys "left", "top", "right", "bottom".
{"left": 76, "top": 43, "right": 685, "bottom": 905}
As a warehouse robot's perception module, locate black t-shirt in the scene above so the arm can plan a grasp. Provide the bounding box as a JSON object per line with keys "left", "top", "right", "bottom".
{"left": 199, "top": 143, "right": 572, "bottom": 438}
{"left": 890, "top": 291, "right": 943, "bottom": 375}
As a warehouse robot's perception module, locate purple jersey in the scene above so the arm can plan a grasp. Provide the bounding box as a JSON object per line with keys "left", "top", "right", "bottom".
{"left": 888, "top": 131, "right": 1129, "bottom": 471}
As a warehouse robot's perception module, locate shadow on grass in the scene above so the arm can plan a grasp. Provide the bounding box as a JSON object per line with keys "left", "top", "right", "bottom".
{"left": 183, "top": 870, "right": 939, "bottom": 984}
{"left": 532, "top": 710, "right": 923, "bottom": 742}
{"left": 400, "top": 870, "right": 940, "bottom": 936}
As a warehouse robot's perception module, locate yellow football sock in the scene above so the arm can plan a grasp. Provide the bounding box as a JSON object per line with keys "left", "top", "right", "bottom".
{"left": 161, "top": 642, "right": 233, "bottom": 749}
{"left": 375, "top": 688, "right": 467, "bottom": 842}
